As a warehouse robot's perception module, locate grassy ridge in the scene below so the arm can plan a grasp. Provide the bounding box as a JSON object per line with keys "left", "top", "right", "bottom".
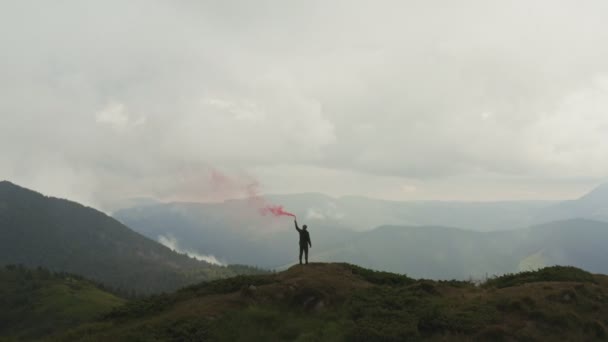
{"left": 54, "top": 263, "right": 608, "bottom": 341}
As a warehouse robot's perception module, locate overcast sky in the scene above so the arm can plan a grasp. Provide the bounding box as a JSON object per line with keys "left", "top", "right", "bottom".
{"left": 2, "top": 1, "right": 608, "bottom": 209}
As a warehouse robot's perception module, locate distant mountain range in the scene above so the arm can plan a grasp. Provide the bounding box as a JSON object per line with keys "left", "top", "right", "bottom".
{"left": 116, "top": 192, "right": 556, "bottom": 232}
{"left": 2, "top": 179, "right": 606, "bottom": 289}
{"left": 533, "top": 182, "right": 608, "bottom": 223}
{"left": 312, "top": 219, "right": 608, "bottom": 279}
{"left": 115, "top": 183, "right": 608, "bottom": 278}
{"left": 263, "top": 183, "right": 608, "bottom": 230}
{"left": 0, "top": 181, "right": 262, "bottom": 294}
{"left": 116, "top": 182, "right": 608, "bottom": 234}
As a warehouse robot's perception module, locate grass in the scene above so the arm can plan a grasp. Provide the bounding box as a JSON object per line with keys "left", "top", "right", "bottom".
{"left": 208, "top": 306, "right": 351, "bottom": 341}
{"left": 346, "top": 263, "right": 416, "bottom": 286}
{"left": 483, "top": 265, "right": 596, "bottom": 288}
{"left": 5, "top": 263, "right": 608, "bottom": 341}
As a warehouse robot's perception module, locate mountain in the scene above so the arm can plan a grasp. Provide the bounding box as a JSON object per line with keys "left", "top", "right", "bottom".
{"left": 532, "top": 182, "right": 608, "bottom": 224}
{"left": 0, "top": 181, "right": 262, "bottom": 294}
{"left": 114, "top": 194, "right": 556, "bottom": 253}
{"left": 114, "top": 189, "right": 608, "bottom": 278}
{"left": 54, "top": 263, "right": 608, "bottom": 341}
{"left": 264, "top": 193, "right": 556, "bottom": 231}
{"left": 313, "top": 218, "right": 608, "bottom": 279}
{"left": 0, "top": 265, "right": 125, "bottom": 340}
{"left": 113, "top": 195, "right": 554, "bottom": 268}
{"left": 116, "top": 183, "right": 608, "bottom": 241}
{"left": 275, "top": 183, "right": 608, "bottom": 229}
{"left": 312, "top": 225, "right": 515, "bottom": 279}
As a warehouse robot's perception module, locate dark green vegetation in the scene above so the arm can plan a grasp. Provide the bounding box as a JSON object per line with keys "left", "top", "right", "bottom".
{"left": 0, "top": 265, "right": 125, "bottom": 340}
{"left": 54, "top": 263, "right": 608, "bottom": 341}
{"left": 483, "top": 266, "right": 597, "bottom": 289}
{"left": 0, "top": 181, "right": 263, "bottom": 295}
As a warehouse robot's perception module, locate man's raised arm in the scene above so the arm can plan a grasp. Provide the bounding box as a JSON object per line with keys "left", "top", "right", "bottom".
{"left": 294, "top": 219, "right": 301, "bottom": 232}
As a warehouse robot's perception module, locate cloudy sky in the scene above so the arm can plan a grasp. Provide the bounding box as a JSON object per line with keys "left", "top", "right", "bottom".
{"left": 2, "top": 1, "right": 608, "bottom": 210}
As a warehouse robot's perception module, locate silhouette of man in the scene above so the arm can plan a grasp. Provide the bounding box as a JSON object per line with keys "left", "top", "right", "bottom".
{"left": 294, "top": 219, "right": 312, "bottom": 264}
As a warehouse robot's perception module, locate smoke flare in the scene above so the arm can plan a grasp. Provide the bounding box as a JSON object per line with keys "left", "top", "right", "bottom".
{"left": 260, "top": 205, "right": 296, "bottom": 218}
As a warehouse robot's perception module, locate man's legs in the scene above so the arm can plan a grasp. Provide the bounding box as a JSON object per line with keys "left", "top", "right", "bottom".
{"left": 304, "top": 246, "right": 309, "bottom": 264}
{"left": 299, "top": 245, "right": 303, "bottom": 265}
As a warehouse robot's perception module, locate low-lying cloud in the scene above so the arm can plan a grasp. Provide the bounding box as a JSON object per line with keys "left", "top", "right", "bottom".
{"left": 158, "top": 234, "right": 225, "bottom": 266}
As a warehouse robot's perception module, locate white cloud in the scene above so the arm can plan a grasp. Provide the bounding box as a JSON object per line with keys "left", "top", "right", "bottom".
{"left": 401, "top": 185, "right": 417, "bottom": 193}
{"left": 158, "top": 234, "right": 225, "bottom": 266}
{"left": 530, "top": 76, "right": 608, "bottom": 171}
{"left": 306, "top": 208, "right": 326, "bottom": 220}
{"left": 1, "top": 1, "right": 608, "bottom": 206}
{"left": 305, "top": 201, "right": 344, "bottom": 221}
{"left": 96, "top": 102, "right": 146, "bottom": 131}
{"left": 96, "top": 103, "right": 129, "bottom": 128}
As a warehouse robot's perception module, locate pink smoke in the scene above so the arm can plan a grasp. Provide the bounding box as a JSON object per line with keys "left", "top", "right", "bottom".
{"left": 210, "top": 169, "right": 296, "bottom": 219}
{"left": 246, "top": 180, "right": 296, "bottom": 218}
{"left": 260, "top": 205, "right": 296, "bottom": 218}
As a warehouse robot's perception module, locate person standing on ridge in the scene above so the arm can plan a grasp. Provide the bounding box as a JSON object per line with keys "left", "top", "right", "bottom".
{"left": 294, "top": 218, "right": 312, "bottom": 265}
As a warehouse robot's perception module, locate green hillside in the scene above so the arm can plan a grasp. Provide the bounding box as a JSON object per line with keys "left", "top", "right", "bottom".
{"left": 56, "top": 263, "right": 608, "bottom": 341}
{"left": 0, "top": 265, "right": 125, "bottom": 340}
{"left": 0, "top": 181, "right": 263, "bottom": 295}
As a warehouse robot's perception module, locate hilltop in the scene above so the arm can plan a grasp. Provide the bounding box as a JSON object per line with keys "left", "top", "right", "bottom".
{"left": 57, "top": 263, "right": 608, "bottom": 341}
{"left": 0, "top": 181, "right": 263, "bottom": 295}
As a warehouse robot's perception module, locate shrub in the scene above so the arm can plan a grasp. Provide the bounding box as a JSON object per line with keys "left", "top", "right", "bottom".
{"left": 347, "top": 264, "right": 415, "bottom": 286}
{"left": 483, "top": 266, "right": 595, "bottom": 289}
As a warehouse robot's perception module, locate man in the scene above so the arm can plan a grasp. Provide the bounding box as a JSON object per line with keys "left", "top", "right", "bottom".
{"left": 294, "top": 219, "right": 312, "bottom": 265}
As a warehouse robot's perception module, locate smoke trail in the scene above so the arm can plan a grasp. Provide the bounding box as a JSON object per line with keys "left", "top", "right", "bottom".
{"left": 245, "top": 180, "right": 296, "bottom": 217}
{"left": 211, "top": 170, "right": 296, "bottom": 218}
{"left": 260, "top": 204, "right": 296, "bottom": 217}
